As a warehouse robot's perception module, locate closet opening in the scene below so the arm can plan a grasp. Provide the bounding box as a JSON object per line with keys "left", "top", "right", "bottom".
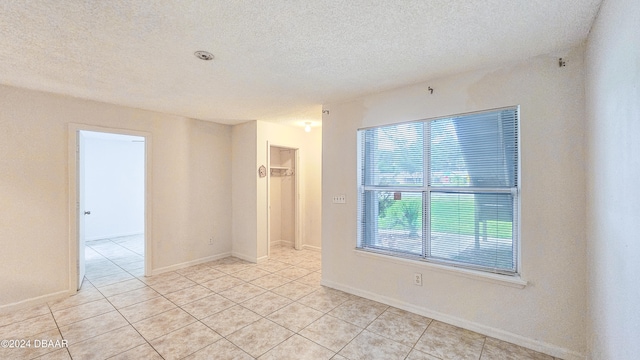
{"left": 267, "top": 145, "right": 300, "bottom": 257}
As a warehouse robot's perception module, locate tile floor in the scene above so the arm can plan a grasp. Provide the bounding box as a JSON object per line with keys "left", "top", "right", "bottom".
{"left": 0, "top": 236, "right": 559, "bottom": 359}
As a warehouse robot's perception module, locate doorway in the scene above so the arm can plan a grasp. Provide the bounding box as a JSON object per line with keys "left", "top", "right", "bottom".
{"left": 267, "top": 145, "right": 300, "bottom": 257}
{"left": 68, "top": 125, "right": 151, "bottom": 292}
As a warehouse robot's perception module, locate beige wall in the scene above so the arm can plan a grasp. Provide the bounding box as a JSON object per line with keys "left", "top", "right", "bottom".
{"left": 585, "top": 0, "right": 640, "bottom": 358}
{"left": 0, "top": 85, "right": 232, "bottom": 309}
{"left": 321, "top": 47, "right": 587, "bottom": 358}
{"left": 231, "top": 120, "right": 322, "bottom": 262}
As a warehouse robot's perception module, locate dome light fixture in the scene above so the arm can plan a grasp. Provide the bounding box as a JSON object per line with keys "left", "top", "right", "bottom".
{"left": 304, "top": 122, "right": 312, "bottom": 132}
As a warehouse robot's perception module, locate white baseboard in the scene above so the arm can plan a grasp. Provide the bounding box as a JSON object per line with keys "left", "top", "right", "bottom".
{"left": 0, "top": 290, "right": 69, "bottom": 314}
{"left": 321, "top": 279, "right": 585, "bottom": 360}
{"left": 302, "top": 244, "right": 321, "bottom": 252}
{"left": 231, "top": 251, "right": 258, "bottom": 263}
{"left": 150, "top": 252, "right": 231, "bottom": 276}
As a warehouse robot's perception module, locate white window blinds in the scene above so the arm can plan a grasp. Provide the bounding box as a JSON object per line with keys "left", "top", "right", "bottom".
{"left": 358, "top": 107, "right": 519, "bottom": 274}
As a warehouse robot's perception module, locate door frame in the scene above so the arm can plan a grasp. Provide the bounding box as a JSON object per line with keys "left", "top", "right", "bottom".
{"left": 266, "top": 142, "right": 302, "bottom": 258}
{"left": 67, "top": 123, "right": 153, "bottom": 294}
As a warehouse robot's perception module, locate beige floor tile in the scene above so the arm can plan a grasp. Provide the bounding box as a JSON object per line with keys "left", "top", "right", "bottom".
{"left": 219, "top": 283, "right": 266, "bottom": 303}
{"left": 88, "top": 271, "right": 135, "bottom": 288}
{"left": 52, "top": 299, "right": 115, "bottom": 327}
{"left": 148, "top": 275, "right": 196, "bottom": 295}
{"left": 233, "top": 268, "right": 272, "bottom": 282}
{"left": 271, "top": 281, "right": 318, "bottom": 300}
{"left": 96, "top": 278, "right": 147, "bottom": 297}
{"left": 366, "top": 307, "right": 431, "bottom": 347}
{"left": 67, "top": 325, "right": 145, "bottom": 360}
{"left": 240, "top": 291, "right": 292, "bottom": 316}
{"left": 106, "top": 286, "right": 160, "bottom": 309}
{"left": 118, "top": 296, "right": 177, "bottom": 323}
{"left": 181, "top": 294, "right": 235, "bottom": 319}
{"left": 339, "top": 330, "right": 411, "bottom": 360}
{"left": 274, "top": 266, "right": 312, "bottom": 280}
{"left": 201, "top": 305, "right": 262, "bottom": 336}
{"left": 0, "top": 303, "right": 50, "bottom": 327}
{"left": 201, "top": 275, "right": 245, "bottom": 292}
{"left": 0, "top": 312, "right": 58, "bottom": 339}
{"left": 150, "top": 321, "right": 221, "bottom": 359}
{"left": 227, "top": 318, "right": 294, "bottom": 358}
{"left": 181, "top": 267, "right": 226, "bottom": 283}
{"left": 296, "top": 259, "right": 322, "bottom": 272}
{"left": 259, "top": 334, "right": 335, "bottom": 360}
{"left": 85, "top": 264, "right": 125, "bottom": 281}
{"left": 33, "top": 347, "right": 72, "bottom": 359}
{"left": 298, "top": 288, "right": 351, "bottom": 313}
{"left": 267, "top": 302, "right": 323, "bottom": 332}
{"left": 481, "top": 337, "right": 555, "bottom": 360}
{"left": 296, "top": 271, "right": 322, "bottom": 286}
{"left": 0, "top": 328, "right": 64, "bottom": 359}
{"left": 299, "top": 315, "right": 363, "bottom": 352}
{"left": 331, "top": 355, "right": 348, "bottom": 360}
{"left": 132, "top": 307, "right": 197, "bottom": 340}
{"left": 109, "top": 343, "right": 164, "bottom": 360}
{"left": 414, "top": 321, "right": 486, "bottom": 360}
{"left": 163, "top": 285, "right": 214, "bottom": 306}
{"left": 256, "top": 260, "right": 291, "bottom": 273}
{"left": 214, "top": 262, "right": 255, "bottom": 275}
{"left": 184, "top": 338, "right": 254, "bottom": 360}
{"left": 406, "top": 349, "right": 442, "bottom": 360}
{"left": 250, "top": 273, "right": 291, "bottom": 290}
{"left": 138, "top": 271, "right": 182, "bottom": 286}
{"left": 329, "top": 297, "right": 388, "bottom": 328}
{"left": 59, "top": 310, "right": 128, "bottom": 344}
{"left": 48, "top": 287, "right": 104, "bottom": 311}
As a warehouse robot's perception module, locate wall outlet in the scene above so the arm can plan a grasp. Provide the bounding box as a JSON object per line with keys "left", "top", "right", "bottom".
{"left": 332, "top": 195, "right": 346, "bottom": 204}
{"left": 413, "top": 273, "right": 423, "bottom": 286}
{"left": 209, "top": 237, "right": 214, "bottom": 245}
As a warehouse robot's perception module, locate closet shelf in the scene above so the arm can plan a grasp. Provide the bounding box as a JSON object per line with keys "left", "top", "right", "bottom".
{"left": 270, "top": 166, "right": 290, "bottom": 170}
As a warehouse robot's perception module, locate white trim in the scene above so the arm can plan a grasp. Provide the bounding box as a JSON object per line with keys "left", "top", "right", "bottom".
{"left": 0, "top": 290, "right": 68, "bottom": 313}
{"left": 256, "top": 255, "right": 269, "bottom": 264}
{"left": 68, "top": 123, "right": 153, "bottom": 294}
{"left": 302, "top": 244, "right": 322, "bottom": 252}
{"left": 353, "top": 249, "right": 527, "bottom": 289}
{"left": 149, "top": 253, "right": 232, "bottom": 276}
{"left": 232, "top": 251, "right": 258, "bottom": 263}
{"left": 321, "top": 279, "right": 584, "bottom": 360}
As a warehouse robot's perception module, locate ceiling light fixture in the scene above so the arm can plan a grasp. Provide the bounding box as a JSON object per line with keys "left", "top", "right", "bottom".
{"left": 304, "top": 122, "right": 312, "bottom": 132}
{"left": 194, "top": 51, "right": 214, "bottom": 61}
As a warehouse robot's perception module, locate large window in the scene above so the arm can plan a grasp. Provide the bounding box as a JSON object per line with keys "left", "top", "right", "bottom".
{"left": 357, "top": 107, "right": 519, "bottom": 275}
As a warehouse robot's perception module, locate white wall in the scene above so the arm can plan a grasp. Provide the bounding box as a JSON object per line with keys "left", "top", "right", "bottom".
{"left": 322, "top": 47, "right": 587, "bottom": 358}
{"left": 84, "top": 134, "right": 144, "bottom": 240}
{"left": 0, "top": 85, "right": 232, "bottom": 309}
{"left": 585, "top": 0, "right": 640, "bottom": 358}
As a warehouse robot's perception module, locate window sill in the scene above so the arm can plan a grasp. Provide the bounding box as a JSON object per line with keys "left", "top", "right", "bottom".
{"left": 353, "top": 248, "right": 527, "bottom": 289}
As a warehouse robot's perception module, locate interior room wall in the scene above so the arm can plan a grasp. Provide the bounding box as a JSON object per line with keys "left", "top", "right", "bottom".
{"left": 256, "top": 121, "right": 322, "bottom": 260}
{"left": 321, "top": 46, "right": 587, "bottom": 359}
{"left": 585, "top": 0, "right": 640, "bottom": 358}
{"left": 84, "top": 134, "right": 145, "bottom": 241}
{"left": 269, "top": 147, "right": 283, "bottom": 245}
{"left": 0, "top": 84, "right": 232, "bottom": 309}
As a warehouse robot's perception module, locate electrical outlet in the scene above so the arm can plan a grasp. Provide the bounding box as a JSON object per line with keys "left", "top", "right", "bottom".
{"left": 209, "top": 237, "right": 214, "bottom": 245}
{"left": 413, "top": 273, "right": 422, "bottom": 286}
{"left": 332, "top": 195, "right": 346, "bottom": 204}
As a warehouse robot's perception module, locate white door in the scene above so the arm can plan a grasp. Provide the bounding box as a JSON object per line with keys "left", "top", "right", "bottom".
{"left": 77, "top": 131, "right": 87, "bottom": 289}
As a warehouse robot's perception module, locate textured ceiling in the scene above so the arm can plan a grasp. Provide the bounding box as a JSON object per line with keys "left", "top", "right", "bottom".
{"left": 0, "top": 1, "right": 602, "bottom": 126}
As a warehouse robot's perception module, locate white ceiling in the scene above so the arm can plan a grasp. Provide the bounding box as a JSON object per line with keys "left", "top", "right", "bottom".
{"left": 0, "top": 1, "right": 602, "bottom": 127}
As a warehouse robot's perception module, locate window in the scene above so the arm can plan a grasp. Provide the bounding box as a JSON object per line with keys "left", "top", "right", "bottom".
{"left": 357, "top": 107, "right": 519, "bottom": 275}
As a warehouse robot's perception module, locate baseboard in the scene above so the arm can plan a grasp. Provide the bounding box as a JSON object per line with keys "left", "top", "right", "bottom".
{"left": 302, "top": 244, "right": 321, "bottom": 252}
{"left": 321, "top": 279, "right": 585, "bottom": 360}
{"left": 0, "top": 290, "right": 69, "bottom": 314}
{"left": 231, "top": 251, "right": 258, "bottom": 263}
{"left": 150, "top": 252, "right": 232, "bottom": 276}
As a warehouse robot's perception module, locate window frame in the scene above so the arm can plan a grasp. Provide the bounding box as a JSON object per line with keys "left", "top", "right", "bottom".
{"left": 356, "top": 106, "right": 521, "bottom": 276}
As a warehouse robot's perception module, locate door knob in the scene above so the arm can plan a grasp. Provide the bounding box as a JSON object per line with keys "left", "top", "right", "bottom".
{"left": 84, "top": 211, "right": 91, "bottom": 215}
